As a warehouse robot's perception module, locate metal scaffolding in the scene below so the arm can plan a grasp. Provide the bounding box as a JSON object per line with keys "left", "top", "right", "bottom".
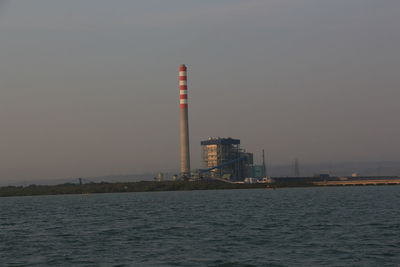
{"left": 201, "top": 137, "right": 253, "bottom": 181}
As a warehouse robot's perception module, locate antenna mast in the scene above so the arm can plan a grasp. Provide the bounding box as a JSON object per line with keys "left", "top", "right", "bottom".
{"left": 262, "top": 149, "right": 267, "bottom": 177}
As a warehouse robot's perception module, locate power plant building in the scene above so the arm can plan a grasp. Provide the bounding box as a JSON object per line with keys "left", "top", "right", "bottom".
{"left": 177, "top": 65, "right": 255, "bottom": 181}
{"left": 201, "top": 137, "right": 253, "bottom": 181}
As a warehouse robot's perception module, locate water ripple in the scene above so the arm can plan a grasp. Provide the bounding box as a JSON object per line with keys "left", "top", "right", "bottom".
{"left": 1, "top": 187, "right": 399, "bottom": 266}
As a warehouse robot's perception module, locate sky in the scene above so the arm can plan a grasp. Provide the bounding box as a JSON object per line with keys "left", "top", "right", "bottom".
{"left": 0, "top": 0, "right": 399, "bottom": 183}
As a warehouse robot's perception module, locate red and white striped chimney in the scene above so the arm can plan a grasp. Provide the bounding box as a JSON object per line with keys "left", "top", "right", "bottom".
{"left": 179, "top": 64, "right": 190, "bottom": 177}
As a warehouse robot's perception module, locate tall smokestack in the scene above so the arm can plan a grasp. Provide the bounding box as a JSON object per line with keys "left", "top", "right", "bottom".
{"left": 179, "top": 64, "right": 190, "bottom": 177}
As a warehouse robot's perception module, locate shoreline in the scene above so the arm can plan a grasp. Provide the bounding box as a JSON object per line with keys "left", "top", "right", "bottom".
{"left": 1, "top": 179, "right": 399, "bottom": 198}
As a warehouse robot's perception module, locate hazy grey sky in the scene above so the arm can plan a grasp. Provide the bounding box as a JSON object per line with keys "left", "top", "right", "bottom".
{"left": 0, "top": 0, "right": 399, "bottom": 182}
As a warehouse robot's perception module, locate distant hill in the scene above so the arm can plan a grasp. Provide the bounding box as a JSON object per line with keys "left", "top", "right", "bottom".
{"left": 268, "top": 161, "right": 400, "bottom": 177}
{"left": 2, "top": 173, "right": 158, "bottom": 187}
{"left": 1, "top": 161, "right": 399, "bottom": 186}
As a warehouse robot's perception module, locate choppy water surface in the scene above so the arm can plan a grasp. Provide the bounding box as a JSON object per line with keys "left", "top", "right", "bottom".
{"left": 1, "top": 187, "right": 399, "bottom": 266}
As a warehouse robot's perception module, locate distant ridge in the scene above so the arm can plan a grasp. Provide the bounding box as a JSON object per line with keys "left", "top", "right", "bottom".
{"left": 1, "top": 173, "right": 158, "bottom": 187}
{"left": 268, "top": 161, "right": 400, "bottom": 177}
{"left": 1, "top": 161, "right": 399, "bottom": 187}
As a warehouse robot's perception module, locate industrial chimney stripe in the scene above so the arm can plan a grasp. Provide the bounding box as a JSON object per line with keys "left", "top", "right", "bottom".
{"left": 179, "top": 65, "right": 188, "bottom": 108}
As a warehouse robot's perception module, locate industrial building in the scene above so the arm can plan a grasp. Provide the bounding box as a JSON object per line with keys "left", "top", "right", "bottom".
{"left": 177, "top": 65, "right": 255, "bottom": 182}
{"left": 252, "top": 165, "right": 265, "bottom": 178}
{"left": 200, "top": 137, "right": 253, "bottom": 181}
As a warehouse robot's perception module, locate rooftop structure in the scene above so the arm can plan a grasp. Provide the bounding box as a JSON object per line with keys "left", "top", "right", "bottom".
{"left": 200, "top": 137, "right": 240, "bottom": 146}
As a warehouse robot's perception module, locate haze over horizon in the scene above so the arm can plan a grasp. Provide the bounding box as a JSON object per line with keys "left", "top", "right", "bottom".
{"left": 0, "top": 0, "right": 399, "bottom": 183}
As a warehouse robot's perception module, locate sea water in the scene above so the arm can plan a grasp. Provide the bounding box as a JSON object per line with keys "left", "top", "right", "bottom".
{"left": 1, "top": 186, "right": 399, "bottom": 266}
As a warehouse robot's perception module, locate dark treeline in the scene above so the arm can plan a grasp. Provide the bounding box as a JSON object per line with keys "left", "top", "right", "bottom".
{"left": 0, "top": 181, "right": 271, "bottom": 197}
